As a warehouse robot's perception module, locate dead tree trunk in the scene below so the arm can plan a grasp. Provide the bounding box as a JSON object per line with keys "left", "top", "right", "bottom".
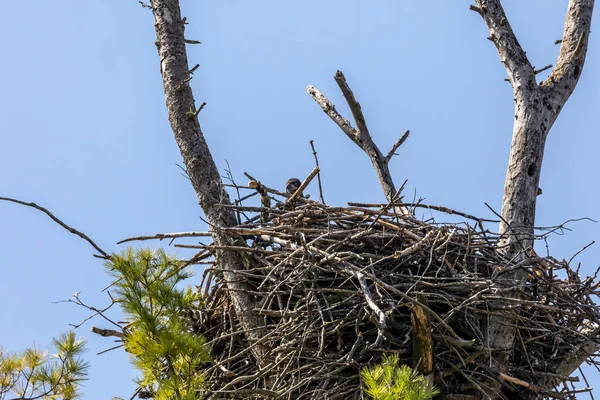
{"left": 473, "top": 0, "right": 595, "bottom": 394}
{"left": 149, "top": 0, "right": 268, "bottom": 362}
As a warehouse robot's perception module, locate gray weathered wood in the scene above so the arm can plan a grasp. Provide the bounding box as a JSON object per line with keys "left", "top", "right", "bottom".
{"left": 307, "top": 71, "right": 411, "bottom": 215}
{"left": 149, "top": 0, "right": 268, "bottom": 361}
{"left": 474, "top": 0, "right": 595, "bottom": 396}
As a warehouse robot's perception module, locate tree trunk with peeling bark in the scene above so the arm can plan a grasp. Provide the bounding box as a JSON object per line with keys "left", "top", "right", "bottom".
{"left": 473, "top": 0, "right": 594, "bottom": 396}
{"left": 149, "top": 0, "right": 268, "bottom": 363}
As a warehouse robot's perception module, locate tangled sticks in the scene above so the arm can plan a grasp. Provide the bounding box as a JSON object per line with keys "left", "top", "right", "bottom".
{"left": 172, "top": 186, "right": 600, "bottom": 399}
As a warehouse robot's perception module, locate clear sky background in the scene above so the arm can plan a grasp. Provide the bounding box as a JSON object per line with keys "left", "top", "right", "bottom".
{"left": 0, "top": 1, "right": 598, "bottom": 398}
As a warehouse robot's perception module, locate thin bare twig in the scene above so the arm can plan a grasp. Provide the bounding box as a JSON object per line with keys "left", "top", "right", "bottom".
{"left": 385, "top": 130, "right": 410, "bottom": 163}
{"left": 309, "top": 140, "right": 326, "bottom": 204}
{"left": 0, "top": 196, "right": 110, "bottom": 259}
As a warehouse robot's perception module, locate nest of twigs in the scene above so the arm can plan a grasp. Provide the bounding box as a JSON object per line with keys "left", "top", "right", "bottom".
{"left": 185, "top": 182, "right": 600, "bottom": 400}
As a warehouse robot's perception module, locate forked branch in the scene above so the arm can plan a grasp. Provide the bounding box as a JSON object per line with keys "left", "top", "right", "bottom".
{"left": 307, "top": 70, "right": 410, "bottom": 214}
{"left": 472, "top": 0, "right": 595, "bottom": 394}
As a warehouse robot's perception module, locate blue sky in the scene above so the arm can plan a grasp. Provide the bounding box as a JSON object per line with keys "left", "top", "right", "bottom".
{"left": 0, "top": 1, "right": 598, "bottom": 398}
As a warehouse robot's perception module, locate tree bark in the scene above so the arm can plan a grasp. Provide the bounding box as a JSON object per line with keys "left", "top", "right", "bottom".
{"left": 149, "top": 0, "right": 267, "bottom": 362}
{"left": 473, "top": 0, "right": 595, "bottom": 396}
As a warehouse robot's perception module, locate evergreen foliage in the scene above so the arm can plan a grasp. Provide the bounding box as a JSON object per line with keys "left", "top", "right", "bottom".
{"left": 361, "top": 354, "right": 439, "bottom": 400}
{"left": 106, "top": 248, "right": 210, "bottom": 400}
{"left": 0, "top": 331, "right": 88, "bottom": 400}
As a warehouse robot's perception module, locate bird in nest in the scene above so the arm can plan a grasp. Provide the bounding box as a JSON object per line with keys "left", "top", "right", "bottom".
{"left": 286, "top": 178, "right": 310, "bottom": 199}
{"left": 286, "top": 178, "right": 303, "bottom": 197}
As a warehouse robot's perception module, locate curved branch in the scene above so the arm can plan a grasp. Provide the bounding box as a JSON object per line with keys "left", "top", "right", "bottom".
{"left": 0, "top": 196, "right": 110, "bottom": 259}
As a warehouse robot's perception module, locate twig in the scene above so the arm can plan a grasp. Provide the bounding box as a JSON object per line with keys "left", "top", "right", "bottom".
{"left": 568, "top": 240, "right": 595, "bottom": 265}
{"left": 117, "top": 231, "right": 212, "bottom": 244}
{"left": 0, "top": 196, "right": 110, "bottom": 259}
{"left": 534, "top": 64, "right": 553, "bottom": 75}
{"left": 384, "top": 130, "right": 410, "bottom": 163}
{"left": 309, "top": 140, "right": 326, "bottom": 204}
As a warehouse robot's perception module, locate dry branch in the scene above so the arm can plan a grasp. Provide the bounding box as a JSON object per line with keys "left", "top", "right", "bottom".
{"left": 307, "top": 71, "right": 410, "bottom": 216}
{"left": 0, "top": 196, "right": 109, "bottom": 259}
{"left": 309, "top": 140, "right": 326, "bottom": 203}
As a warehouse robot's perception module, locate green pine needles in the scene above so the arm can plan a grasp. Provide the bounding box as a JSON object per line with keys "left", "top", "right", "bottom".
{"left": 361, "top": 355, "right": 439, "bottom": 400}
{"left": 0, "top": 331, "right": 88, "bottom": 400}
{"left": 106, "top": 248, "right": 210, "bottom": 400}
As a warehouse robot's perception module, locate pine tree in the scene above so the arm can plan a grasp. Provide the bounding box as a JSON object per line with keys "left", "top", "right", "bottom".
{"left": 361, "top": 355, "right": 439, "bottom": 400}
{"left": 105, "top": 248, "right": 210, "bottom": 400}
{"left": 0, "top": 331, "right": 88, "bottom": 400}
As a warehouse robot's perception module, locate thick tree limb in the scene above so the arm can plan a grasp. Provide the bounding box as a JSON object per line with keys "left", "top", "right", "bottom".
{"left": 149, "top": 0, "right": 267, "bottom": 362}
{"left": 473, "top": 0, "right": 595, "bottom": 395}
{"left": 307, "top": 71, "right": 410, "bottom": 215}
{"left": 542, "top": 0, "right": 595, "bottom": 118}
{"left": 473, "top": 1, "right": 535, "bottom": 90}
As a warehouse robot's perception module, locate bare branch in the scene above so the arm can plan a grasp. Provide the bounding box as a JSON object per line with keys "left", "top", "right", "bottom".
{"left": 0, "top": 196, "right": 110, "bottom": 259}
{"left": 306, "top": 85, "right": 356, "bottom": 139}
{"left": 117, "top": 231, "right": 212, "bottom": 245}
{"left": 309, "top": 140, "right": 326, "bottom": 204}
{"left": 307, "top": 71, "right": 410, "bottom": 215}
{"left": 534, "top": 64, "right": 553, "bottom": 75}
{"left": 542, "top": 0, "right": 595, "bottom": 119}
{"left": 472, "top": 0, "right": 535, "bottom": 89}
{"left": 385, "top": 130, "right": 410, "bottom": 163}
{"left": 333, "top": 70, "right": 372, "bottom": 144}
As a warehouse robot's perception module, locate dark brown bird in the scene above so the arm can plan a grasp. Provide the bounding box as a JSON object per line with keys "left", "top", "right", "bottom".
{"left": 286, "top": 178, "right": 303, "bottom": 197}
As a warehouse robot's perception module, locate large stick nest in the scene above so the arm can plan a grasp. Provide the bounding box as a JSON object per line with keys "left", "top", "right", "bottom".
{"left": 185, "top": 187, "right": 600, "bottom": 400}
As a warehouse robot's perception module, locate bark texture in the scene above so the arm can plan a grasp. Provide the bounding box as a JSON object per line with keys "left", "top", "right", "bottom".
{"left": 149, "top": 0, "right": 267, "bottom": 361}
{"left": 474, "top": 0, "right": 595, "bottom": 396}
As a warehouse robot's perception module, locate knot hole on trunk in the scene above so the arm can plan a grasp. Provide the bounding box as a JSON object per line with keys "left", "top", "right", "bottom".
{"left": 527, "top": 163, "right": 536, "bottom": 176}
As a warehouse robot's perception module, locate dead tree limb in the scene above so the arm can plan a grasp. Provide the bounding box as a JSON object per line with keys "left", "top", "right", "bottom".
{"left": 149, "top": 0, "right": 268, "bottom": 362}
{"left": 473, "top": 0, "right": 595, "bottom": 395}
{"left": 307, "top": 71, "right": 410, "bottom": 215}
{"left": 0, "top": 196, "right": 110, "bottom": 259}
